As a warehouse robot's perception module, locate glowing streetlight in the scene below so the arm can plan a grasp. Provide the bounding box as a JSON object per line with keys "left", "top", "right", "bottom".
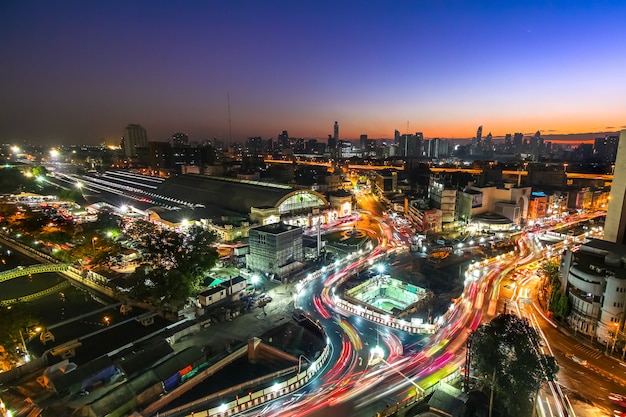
{"left": 92, "top": 236, "right": 98, "bottom": 252}
{"left": 49, "top": 148, "right": 59, "bottom": 158}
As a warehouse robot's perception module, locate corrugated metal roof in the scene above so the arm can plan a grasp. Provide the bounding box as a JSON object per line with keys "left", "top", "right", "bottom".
{"left": 156, "top": 174, "right": 297, "bottom": 214}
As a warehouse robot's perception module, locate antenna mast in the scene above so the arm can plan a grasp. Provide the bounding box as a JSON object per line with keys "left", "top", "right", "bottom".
{"left": 227, "top": 92, "right": 232, "bottom": 145}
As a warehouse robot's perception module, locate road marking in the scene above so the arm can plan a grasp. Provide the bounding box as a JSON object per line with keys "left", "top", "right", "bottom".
{"left": 573, "top": 343, "right": 603, "bottom": 359}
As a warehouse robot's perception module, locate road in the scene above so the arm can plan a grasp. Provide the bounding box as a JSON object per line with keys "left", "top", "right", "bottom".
{"left": 500, "top": 229, "right": 624, "bottom": 417}
{"left": 235, "top": 194, "right": 504, "bottom": 416}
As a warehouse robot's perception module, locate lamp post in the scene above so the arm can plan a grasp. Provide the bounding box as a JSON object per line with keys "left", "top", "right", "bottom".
{"left": 92, "top": 236, "right": 98, "bottom": 252}
{"left": 612, "top": 322, "right": 620, "bottom": 355}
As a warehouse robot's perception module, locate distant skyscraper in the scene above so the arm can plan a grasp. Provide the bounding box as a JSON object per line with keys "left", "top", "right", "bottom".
{"left": 594, "top": 135, "right": 620, "bottom": 163}
{"left": 278, "top": 130, "right": 289, "bottom": 149}
{"left": 246, "top": 136, "right": 263, "bottom": 154}
{"left": 604, "top": 129, "right": 626, "bottom": 244}
{"left": 122, "top": 124, "right": 148, "bottom": 157}
{"left": 333, "top": 121, "right": 339, "bottom": 144}
{"left": 399, "top": 132, "right": 423, "bottom": 157}
{"left": 513, "top": 132, "right": 523, "bottom": 152}
{"left": 394, "top": 129, "right": 400, "bottom": 145}
{"left": 484, "top": 132, "right": 493, "bottom": 155}
{"left": 360, "top": 134, "right": 368, "bottom": 150}
{"left": 427, "top": 138, "right": 449, "bottom": 158}
{"left": 172, "top": 132, "right": 189, "bottom": 147}
{"left": 476, "top": 126, "right": 483, "bottom": 143}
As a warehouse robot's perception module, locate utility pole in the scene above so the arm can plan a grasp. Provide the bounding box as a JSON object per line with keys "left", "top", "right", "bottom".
{"left": 464, "top": 333, "right": 472, "bottom": 392}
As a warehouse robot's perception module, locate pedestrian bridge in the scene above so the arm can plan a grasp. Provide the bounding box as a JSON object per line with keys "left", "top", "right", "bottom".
{"left": 0, "top": 264, "right": 72, "bottom": 306}
{"left": 0, "top": 263, "right": 70, "bottom": 283}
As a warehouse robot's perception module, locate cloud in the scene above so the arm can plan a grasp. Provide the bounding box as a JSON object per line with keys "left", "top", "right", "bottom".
{"left": 621, "top": 125, "right": 626, "bottom": 129}
{"left": 543, "top": 129, "right": 558, "bottom": 133}
{"left": 605, "top": 126, "right": 615, "bottom": 129}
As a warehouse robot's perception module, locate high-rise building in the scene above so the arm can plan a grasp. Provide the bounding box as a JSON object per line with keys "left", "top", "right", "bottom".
{"left": 594, "top": 135, "right": 620, "bottom": 163}
{"left": 513, "top": 132, "right": 523, "bottom": 153}
{"left": 476, "top": 126, "right": 483, "bottom": 144}
{"left": 428, "top": 138, "right": 449, "bottom": 158}
{"left": 246, "top": 136, "right": 263, "bottom": 154}
{"left": 333, "top": 121, "right": 339, "bottom": 144}
{"left": 122, "top": 124, "right": 148, "bottom": 157}
{"left": 504, "top": 134, "right": 512, "bottom": 153}
{"left": 360, "top": 134, "right": 368, "bottom": 150}
{"left": 398, "top": 132, "right": 423, "bottom": 157}
{"left": 604, "top": 129, "right": 626, "bottom": 244}
{"left": 172, "top": 132, "right": 189, "bottom": 147}
{"left": 278, "top": 130, "right": 289, "bottom": 150}
{"left": 484, "top": 132, "right": 493, "bottom": 155}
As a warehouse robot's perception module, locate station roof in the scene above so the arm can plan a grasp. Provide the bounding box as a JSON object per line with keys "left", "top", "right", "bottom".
{"left": 156, "top": 174, "right": 315, "bottom": 214}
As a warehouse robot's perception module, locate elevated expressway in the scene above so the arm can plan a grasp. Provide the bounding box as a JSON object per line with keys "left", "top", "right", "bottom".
{"left": 264, "top": 158, "right": 614, "bottom": 182}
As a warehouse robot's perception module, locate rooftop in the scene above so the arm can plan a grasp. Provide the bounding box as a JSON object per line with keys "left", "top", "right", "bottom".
{"left": 251, "top": 222, "right": 301, "bottom": 235}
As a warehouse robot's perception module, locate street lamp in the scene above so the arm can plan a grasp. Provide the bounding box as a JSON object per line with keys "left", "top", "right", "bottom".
{"left": 92, "top": 237, "right": 98, "bottom": 252}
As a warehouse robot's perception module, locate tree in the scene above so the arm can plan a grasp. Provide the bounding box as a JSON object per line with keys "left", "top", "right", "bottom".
{"left": 31, "top": 165, "right": 48, "bottom": 178}
{"left": 125, "top": 222, "right": 218, "bottom": 308}
{"left": 470, "top": 314, "right": 558, "bottom": 417}
{"left": 540, "top": 258, "right": 564, "bottom": 316}
{"left": 0, "top": 306, "right": 38, "bottom": 371}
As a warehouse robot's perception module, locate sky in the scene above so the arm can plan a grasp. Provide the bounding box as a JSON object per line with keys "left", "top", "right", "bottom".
{"left": 1, "top": 0, "right": 626, "bottom": 146}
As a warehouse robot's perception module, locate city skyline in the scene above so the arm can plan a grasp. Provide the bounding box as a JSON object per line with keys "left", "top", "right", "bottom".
{"left": 2, "top": 1, "right": 626, "bottom": 145}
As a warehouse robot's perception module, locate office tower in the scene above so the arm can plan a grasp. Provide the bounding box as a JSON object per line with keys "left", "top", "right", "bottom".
{"left": 504, "top": 134, "right": 512, "bottom": 153}
{"left": 604, "top": 129, "right": 626, "bottom": 244}
{"left": 327, "top": 134, "right": 336, "bottom": 151}
{"left": 429, "top": 138, "right": 449, "bottom": 158}
{"left": 484, "top": 132, "right": 493, "bottom": 155}
{"left": 333, "top": 121, "right": 339, "bottom": 144}
{"left": 360, "top": 134, "right": 368, "bottom": 150}
{"left": 470, "top": 126, "right": 483, "bottom": 155}
{"left": 122, "top": 124, "right": 148, "bottom": 157}
{"left": 246, "top": 136, "right": 263, "bottom": 154}
{"left": 398, "top": 132, "right": 423, "bottom": 157}
{"left": 513, "top": 132, "right": 523, "bottom": 153}
{"left": 148, "top": 141, "right": 171, "bottom": 170}
{"left": 172, "top": 132, "right": 189, "bottom": 147}
{"left": 278, "top": 130, "right": 289, "bottom": 150}
{"left": 394, "top": 129, "right": 400, "bottom": 144}
{"left": 594, "top": 135, "right": 620, "bottom": 163}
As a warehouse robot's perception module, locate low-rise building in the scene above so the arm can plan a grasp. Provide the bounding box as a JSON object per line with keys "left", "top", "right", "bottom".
{"left": 246, "top": 222, "right": 304, "bottom": 280}
{"left": 198, "top": 286, "right": 227, "bottom": 307}
{"left": 561, "top": 239, "right": 626, "bottom": 344}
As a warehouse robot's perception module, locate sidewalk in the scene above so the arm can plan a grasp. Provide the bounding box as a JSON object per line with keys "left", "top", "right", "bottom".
{"left": 535, "top": 295, "right": 626, "bottom": 388}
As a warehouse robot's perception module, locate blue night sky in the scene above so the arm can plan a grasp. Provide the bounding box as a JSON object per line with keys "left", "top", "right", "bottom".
{"left": 1, "top": 1, "right": 626, "bottom": 145}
